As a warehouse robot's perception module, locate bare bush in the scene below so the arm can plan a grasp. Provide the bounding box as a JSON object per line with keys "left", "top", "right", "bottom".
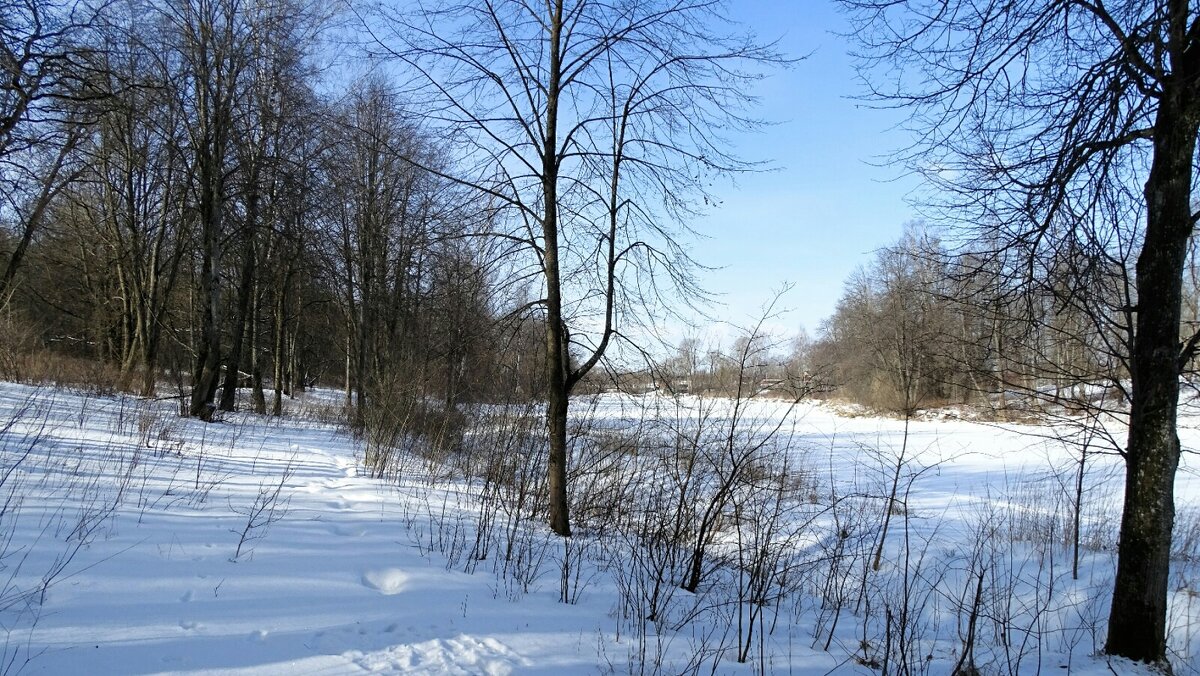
{"left": 229, "top": 460, "right": 294, "bottom": 562}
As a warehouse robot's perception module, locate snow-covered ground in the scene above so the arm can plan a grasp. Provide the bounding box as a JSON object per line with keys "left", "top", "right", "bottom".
{"left": 0, "top": 382, "right": 1195, "bottom": 674}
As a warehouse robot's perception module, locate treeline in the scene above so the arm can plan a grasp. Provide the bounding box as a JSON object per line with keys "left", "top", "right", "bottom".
{"left": 649, "top": 223, "right": 1142, "bottom": 418}
{"left": 0, "top": 0, "right": 545, "bottom": 417}
{"left": 805, "top": 226, "right": 1188, "bottom": 418}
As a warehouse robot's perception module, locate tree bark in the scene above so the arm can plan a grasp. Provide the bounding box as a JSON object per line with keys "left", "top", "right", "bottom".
{"left": 190, "top": 220, "right": 222, "bottom": 420}
{"left": 272, "top": 262, "right": 287, "bottom": 416}
{"left": 250, "top": 270, "right": 266, "bottom": 414}
{"left": 1105, "top": 77, "right": 1198, "bottom": 665}
{"left": 189, "top": 138, "right": 224, "bottom": 420}
{"left": 219, "top": 220, "right": 257, "bottom": 411}
{"left": 542, "top": 0, "right": 570, "bottom": 538}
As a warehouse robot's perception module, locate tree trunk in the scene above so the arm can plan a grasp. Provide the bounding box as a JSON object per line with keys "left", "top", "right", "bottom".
{"left": 142, "top": 162, "right": 187, "bottom": 398}
{"left": 189, "top": 163, "right": 223, "bottom": 420}
{"left": 219, "top": 228, "right": 256, "bottom": 411}
{"left": 354, "top": 299, "right": 369, "bottom": 427}
{"left": 1105, "top": 86, "right": 1198, "bottom": 666}
{"left": 272, "top": 270, "right": 287, "bottom": 416}
{"left": 542, "top": 0, "right": 570, "bottom": 538}
{"left": 546, "top": 359, "right": 571, "bottom": 536}
{"left": 344, "top": 332, "right": 353, "bottom": 408}
{"left": 288, "top": 324, "right": 300, "bottom": 393}
{"left": 189, "top": 229, "right": 222, "bottom": 420}
{"left": 0, "top": 135, "right": 78, "bottom": 299}
{"left": 250, "top": 272, "right": 266, "bottom": 414}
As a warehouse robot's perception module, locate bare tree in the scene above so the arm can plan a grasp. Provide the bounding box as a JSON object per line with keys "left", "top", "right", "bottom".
{"left": 841, "top": 0, "right": 1200, "bottom": 665}
{"left": 70, "top": 12, "right": 191, "bottom": 395}
{"left": 218, "top": 0, "right": 325, "bottom": 412}
{"left": 320, "top": 77, "right": 438, "bottom": 422}
{"left": 0, "top": 0, "right": 103, "bottom": 299}
{"left": 815, "top": 230, "right": 954, "bottom": 414}
{"left": 369, "top": 0, "right": 783, "bottom": 536}
{"left": 156, "top": 0, "right": 256, "bottom": 420}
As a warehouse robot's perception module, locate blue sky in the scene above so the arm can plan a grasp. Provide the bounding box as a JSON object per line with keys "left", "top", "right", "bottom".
{"left": 688, "top": 2, "right": 922, "bottom": 337}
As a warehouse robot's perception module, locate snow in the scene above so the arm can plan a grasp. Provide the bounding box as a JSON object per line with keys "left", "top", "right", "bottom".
{"left": 0, "top": 382, "right": 1194, "bottom": 674}
{"left": 362, "top": 569, "right": 411, "bottom": 595}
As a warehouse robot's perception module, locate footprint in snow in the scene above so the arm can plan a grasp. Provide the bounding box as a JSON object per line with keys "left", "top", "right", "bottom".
{"left": 361, "top": 568, "right": 408, "bottom": 595}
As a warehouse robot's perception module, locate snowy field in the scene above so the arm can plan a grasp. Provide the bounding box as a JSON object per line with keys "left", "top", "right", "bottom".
{"left": 0, "top": 382, "right": 1197, "bottom": 674}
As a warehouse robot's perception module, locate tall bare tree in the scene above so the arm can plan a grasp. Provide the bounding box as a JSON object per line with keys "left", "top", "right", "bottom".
{"left": 72, "top": 11, "right": 192, "bottom": 395}
{"left": 218, "top": 0, "right": 324, "bottom": 412}
{"left": 319, "top": 77, "right": 440, "bottom": 422}
{"left": 841, "top": 0, "right": 1200, "bottom": 664}
{"left": 370, "top": 0, "right": 782, "bottom": 536}
{"left": 157, "top": 0, "right": 255, "bottom": 419}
